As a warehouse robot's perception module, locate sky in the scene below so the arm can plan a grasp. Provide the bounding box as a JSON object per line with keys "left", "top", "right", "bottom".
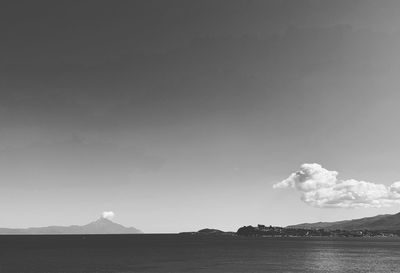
{"left": 2, "top": 0, "right": 400, "bottom": 233}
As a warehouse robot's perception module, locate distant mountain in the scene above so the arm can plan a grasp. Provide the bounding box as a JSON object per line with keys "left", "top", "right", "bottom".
{"left": 0, "top": 217, "right": 142, "bottom": 234}
{"left": 288, "top": 212, "right": 400, "bottom": 231}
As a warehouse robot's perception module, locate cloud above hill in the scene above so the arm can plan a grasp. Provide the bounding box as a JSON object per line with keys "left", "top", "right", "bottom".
{"left": 101, "top": 211, "right": 115, "bottom": 220}
{"left": 273, "top": 163, "right": 400, "bottom": 208}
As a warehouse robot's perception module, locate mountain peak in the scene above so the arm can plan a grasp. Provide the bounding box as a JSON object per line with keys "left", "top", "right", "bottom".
{"left": 93, "top": 217, "right": 115, "bottom": 224}
{"left": 86, "top": 217, "right": 116, "bottom": 228}
{"left": 82, "top": 217, "right": 142, "bottom": 234}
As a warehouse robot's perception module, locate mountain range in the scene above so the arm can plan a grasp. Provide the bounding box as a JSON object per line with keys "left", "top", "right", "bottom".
{"left": 287, "top": 212, "right": 400, "bottom": 231}
{"left": 4, "top": 211, "right": 400, "bottom": 235}
{"left": 0, "top": 217, "right": 142, "bottom": 234}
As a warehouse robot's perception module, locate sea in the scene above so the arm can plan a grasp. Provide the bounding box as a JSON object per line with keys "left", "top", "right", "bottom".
{"left": 0, "top": 234, "right": 399, "bottom": 273}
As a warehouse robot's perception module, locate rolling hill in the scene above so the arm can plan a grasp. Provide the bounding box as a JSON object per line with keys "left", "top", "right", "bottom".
{"left": 288, "top": 212, "right": 400, "bottom": 231}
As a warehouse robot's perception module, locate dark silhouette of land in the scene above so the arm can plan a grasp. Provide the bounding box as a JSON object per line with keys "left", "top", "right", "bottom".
{"left": 184, "top": 212, "right": 400, "bottom": 238}
{"left": 235, "top": 224, "right": 399, "bottom": 237}
{"left": 236, "top": 212, "right": 400, "bottom": 237}
{"left": 180, "top": 228, "right": 235, "bottom": 236}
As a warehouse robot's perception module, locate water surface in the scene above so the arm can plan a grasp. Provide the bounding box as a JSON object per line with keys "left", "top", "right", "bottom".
{"left": 0, "top": 234, "right": 399, "bottom": 272}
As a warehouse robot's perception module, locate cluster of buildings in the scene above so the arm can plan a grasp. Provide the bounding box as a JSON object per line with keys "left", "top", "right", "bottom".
{"left": 236, "top": 225, "right": 399, "bottom": 237}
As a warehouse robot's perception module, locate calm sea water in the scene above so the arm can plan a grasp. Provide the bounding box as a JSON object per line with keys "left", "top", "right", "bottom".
{"left": 0, "top": 234, "right": 399, "bottom": 273}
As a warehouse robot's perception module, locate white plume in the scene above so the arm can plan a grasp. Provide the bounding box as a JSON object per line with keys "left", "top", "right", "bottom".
{"left": 101, "top": 211, "right": 115, "bottom": 220}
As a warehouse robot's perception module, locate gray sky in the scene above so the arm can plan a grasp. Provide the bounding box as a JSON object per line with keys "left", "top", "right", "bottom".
{"left": 2, "top": 0, "right": 400, "bottom": 232}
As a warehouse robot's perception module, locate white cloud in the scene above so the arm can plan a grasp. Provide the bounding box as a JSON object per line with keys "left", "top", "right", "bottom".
{"left": 101, "top": 211, "right": 115, "bottom": 220}
{"left": 273, "top": 163, "right": 400, "bottom": 208}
